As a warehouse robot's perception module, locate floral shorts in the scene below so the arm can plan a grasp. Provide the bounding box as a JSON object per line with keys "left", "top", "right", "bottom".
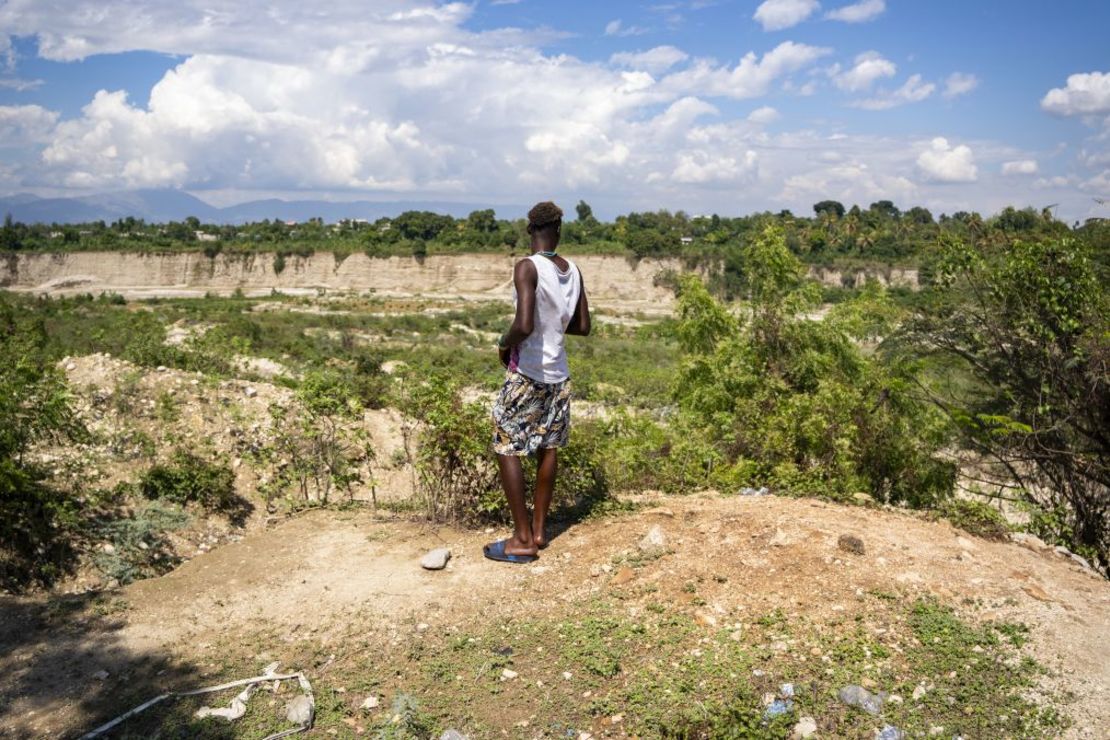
{"left": 491, "top": 370, "right": 572, "bottom": 457}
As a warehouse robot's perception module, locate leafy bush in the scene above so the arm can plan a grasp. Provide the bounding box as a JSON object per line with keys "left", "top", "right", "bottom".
{"left": 0, "top": 295, "right": 85, "bottom": 591}
{"left": 260, "top": 369, "right": 373, "bottom": 506}
{"left": 936, "top": 499, "right": 1011, "bottom": 541}
{"left": 671, "top": 226, "right": 955, "bottom": 505}
{"left": 904, "top": 235, "right": 1109, "bottom": 571}
{"left": 91, "top": 500, "right": 190, "bottom": 585}
{"left": 139, "top": 450, "right": 247, "bottom": 519}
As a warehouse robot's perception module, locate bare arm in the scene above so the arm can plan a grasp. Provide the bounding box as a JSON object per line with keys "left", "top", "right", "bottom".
{"left": 566, "top": 271, "right": 591, "bottom": 336}
{"left": 498, "top": 259, "right": 537, "bottom": 366}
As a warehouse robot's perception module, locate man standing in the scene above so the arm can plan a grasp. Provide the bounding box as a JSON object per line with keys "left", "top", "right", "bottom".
{"left": 485, "top": 201, "right": 590, "bottom": 564}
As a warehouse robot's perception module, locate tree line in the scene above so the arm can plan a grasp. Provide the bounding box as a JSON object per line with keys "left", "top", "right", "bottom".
{"left": 3, "top": 201, "right": 1107, "bottom": 267}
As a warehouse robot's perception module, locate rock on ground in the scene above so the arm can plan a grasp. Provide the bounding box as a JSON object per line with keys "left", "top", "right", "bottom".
{"left": 421, "top": 548, "right": 451, "bottom": 570}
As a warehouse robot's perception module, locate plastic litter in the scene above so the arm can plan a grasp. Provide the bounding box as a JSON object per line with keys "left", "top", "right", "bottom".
{"left": 838, "top": 684, "right": 884, "bottom": 715}
{"left": 79, "top": 663, "right": 314, "bottom": 740}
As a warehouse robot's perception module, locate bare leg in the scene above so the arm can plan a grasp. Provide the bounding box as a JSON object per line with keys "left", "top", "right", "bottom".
{"left": 532, "top": 448, "right": 558, "bottom": 549}
{"left": 496, "top": 454, "right": 537, "bottom": 556}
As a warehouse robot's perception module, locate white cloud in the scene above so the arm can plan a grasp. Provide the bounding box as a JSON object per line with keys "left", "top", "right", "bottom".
{"left": 672, "top": 149, "right": 758, "bottom": 184}
{"left": 610, "top": 46, "right": 689, "bottom": 73}
{"left": 660, "top": 41, "right": 830, "bottom": 99}
{"left": 943, "top": 72, "right": 979, "bottom": 99}
{"left": 1041, "top": 72, "right": 1110, "bottom": 116}
{"left": 1001, "top": 160, "right": 1038, "bottom": 176}
{"left": 852, "top": 74, "right": 935, "bottom": 110}
{"left": 0, "top": 77, "right": 44, "bottom": 91}
{"left": 833, "top": 51, "right": 896, "bottom": 92}
{"left": 824, "top": 0, "right": 885, "bottom": 23}
{"left": 747, "top": 106, "right": 780, "bottom": 124}
{"left": 604, "top": 19, "right": 647, "bottom": 37}
{"left": 753, "top": 0, "right": 820, "bottom": 31}
{"left": 917, "top": 137, "right": 977, "bottom": 183}
{"left": 0, "top": 104, "right": 58, "bottom": 144}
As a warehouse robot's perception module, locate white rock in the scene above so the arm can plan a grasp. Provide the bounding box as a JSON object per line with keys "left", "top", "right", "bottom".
{"left": 420, "top": 548, "right": 451, "bottom": 570}
{"left": 92, "top": 670, "right": 109, "bottom": 680}
{"left": 912, "top": 684, "right": 928, "bottom": 700}
{"left": 638, "top": 525, "right": 667, "bottom": 554}
{"left": 793, "top": 716, "right": 818, "bottom": 738}
{"left": 360, "top": 696, "right": 379, "bottom": 711}
{"left": 285, "top": 695, "right": 314, "bottom": 725}
{"left": 244, "top": 387, "right": 258, "bottom": 398}
{"left": 501, "top": 669, "right": 518, "bottom": 680}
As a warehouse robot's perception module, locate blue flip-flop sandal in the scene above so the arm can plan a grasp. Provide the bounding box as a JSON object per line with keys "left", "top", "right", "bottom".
{"left": 483, "top": 539, "right": 538, "bottom": 564}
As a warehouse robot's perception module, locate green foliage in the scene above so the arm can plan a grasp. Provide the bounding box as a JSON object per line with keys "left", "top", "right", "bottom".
{"left": 907, "top": 235, "right": 1110, "bottom": 571}
{"left": 672, "top": 227, "right": 955, "bottom": 505}
{"left": 936, "top": 499, "right": 1011, "bottom": 541}
{"left": 139, "top": 450, "right": 241, "bottom": 515}
{"left": 0, "top": 294, "right": 85, "bottom": 591}
{"left": 91, "top": 499, "right": 190, "bottom": 585}
{"left": 260, "top": 368, "right": 373, "bottom": 506}
{"left": 404, "top": 374, "right": 500, "bottom": 522}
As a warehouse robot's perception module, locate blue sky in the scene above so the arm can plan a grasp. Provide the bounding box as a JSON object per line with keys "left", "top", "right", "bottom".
{"left": 0, "top": 0, "right": 1107, "bottom": 221}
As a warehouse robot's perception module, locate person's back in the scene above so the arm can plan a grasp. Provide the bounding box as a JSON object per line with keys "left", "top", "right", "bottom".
{"left": 514, "top": 253, "right": 581, "bottom": 384}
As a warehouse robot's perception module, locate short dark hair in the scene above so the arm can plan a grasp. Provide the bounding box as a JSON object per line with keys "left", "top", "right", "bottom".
{"left": 527, "top": 201, "right": 563, "bottom": 234}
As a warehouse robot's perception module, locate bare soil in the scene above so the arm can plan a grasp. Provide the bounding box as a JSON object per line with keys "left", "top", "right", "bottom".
{"left": 1, "top": 493, "right": 1106, "bottom": 738}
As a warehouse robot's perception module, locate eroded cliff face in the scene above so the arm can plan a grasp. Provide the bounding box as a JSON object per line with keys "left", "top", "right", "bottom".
{"left": 0, "top": 251, "right": 918, "bottom": 307}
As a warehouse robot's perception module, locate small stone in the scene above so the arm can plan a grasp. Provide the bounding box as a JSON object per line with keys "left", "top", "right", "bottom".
{"left": 601, "top": 563, "right": 612, "bottom": 573}
{"left": 877, "top": 725, "right": 905, "bottom": 740}
{"left": 838, "top": 534, "right": 866, "bottom": 555}
{"left": 285, "top": 695, "right": 314, "bottom": 725}
{"left": 1022, "top": 584, "right": 1053, "bottom": 602}
{"left": 792, "top": 716, "right": 818, "bottom": 739}
{"left": 643, "top": 507, "right": 675, "bottom": 518}
{"left": 610, "top": 714, "right": 624, "bottom": 723}
{"left": 501, "top": 669, "right": 518, "bottom": 680}
{"left": 861, "top": 677, "right": 877, "bottom": 689}
{"left": 928, "top": 726, "right": 945, "bottom": 736}
{"left": 440, "top": 730, "right": 469, "bottom": 740}
{"left": 912, "top": 684, "right": 928, "bottom": 701}
{"left": 694, "top": 610, "right": 718, "bottom": 628}
{"left": 1011, "top": 532, "right": 1048, "bottom": 550}
{"left": 65, "top": 362, "right": 77, "bottom": 371}
{"left": 416, "top": 623, "right": 429, "bottom": 632}
{"left": 609, "top": 567, "right": 636, "bottom": 586}
{"left": 244, "top": 387, "right": 258, "bottom": 398}
{"left": 420, "top": 548, "right": 451, "bottom": 570}
{"left": 780, "top": 683, "right": 795, "bottom": 698}
{"left": 887, "top": 694, "right": 904, "bottom": 704}
{"left": 101, "top": 543, "right": 116, "bottom": 555}
{"left": 638, "top": 525, "right": 667, "bottom": 555}
{"left": 562, "top": 671, "right": 572, "bottom": 680}
{"left": 92, "top": 670, "right": 109, "bottom": 680}
{"left": 360, "top": 696, "right": 379, "bottom": 711}
{"left": 770, "top": 528, "right": 793, "bottom": 547}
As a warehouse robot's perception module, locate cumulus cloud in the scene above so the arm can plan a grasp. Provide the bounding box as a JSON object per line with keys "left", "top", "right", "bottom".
{"left": 852, "top": 74, "right": 935, "bottom": 110}
{"left": 824, "top": 0, "right": 885, "bottom": 23}
{"left": 610, "top": 46, "right": 689, "bottom": 73}
{"left": 943, "top": 72, "right": 979, "bottom": 99}
{"left": 917, "top": 137, "right": 977, "bottom": 183}
{"left": 747, "top": 106, "right": 780, "bottom": 124}
{"left": 753, "top": 0, "right": 820, "bottom": 31}
{"left": 833, "top": 51, "right": 896, "bottom": 92}
{"left": 1001, "top": 160, "right": 1038, "bottom": 176}
{"left": 0, "top": 104, "right": 58, "bottom": 145}
{"left": 672, "top": 149, "right": 758, "bottom": 184}
{"left": 1041, "top": 72, "right": 1110, "bottom": 116}
{"left": 660, "top": 41, "right": 830, "bottom": 99}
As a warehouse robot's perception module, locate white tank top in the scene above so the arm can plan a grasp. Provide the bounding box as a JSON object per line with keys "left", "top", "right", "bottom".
{"left": 514, "top": 254, "right": 581, "bottom": 383}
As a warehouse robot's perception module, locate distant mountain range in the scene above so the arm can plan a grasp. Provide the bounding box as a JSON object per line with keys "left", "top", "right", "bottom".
{"left": 0, "top": 189, "right": 526, "bottom": 225}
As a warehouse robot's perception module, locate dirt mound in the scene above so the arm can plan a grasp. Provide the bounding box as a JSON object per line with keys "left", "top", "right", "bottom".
{"left": 1, "top": 494, "right": 1105, "bottom": 737}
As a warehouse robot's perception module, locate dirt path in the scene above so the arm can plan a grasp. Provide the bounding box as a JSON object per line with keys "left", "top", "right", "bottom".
{"left": 1, "top": 494, "right": 1107, "bottom": 738}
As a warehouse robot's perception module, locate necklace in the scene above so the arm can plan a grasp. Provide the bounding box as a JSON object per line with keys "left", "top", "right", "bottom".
{"left": 538, "top": 250, "right": 558, "bottom": 258}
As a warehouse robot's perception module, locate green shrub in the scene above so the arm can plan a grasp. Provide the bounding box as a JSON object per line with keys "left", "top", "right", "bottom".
{"left": 139, "top": 450, "right": 239, "bottom": 513}
{"left": 937, "top": 499, "right": 1011, "bottom": 541}
{"left": 671, "top": 227, "right": 955, "bottom": 506}
{"left": 91, "top": 500, "right": 190, "bottom": 585}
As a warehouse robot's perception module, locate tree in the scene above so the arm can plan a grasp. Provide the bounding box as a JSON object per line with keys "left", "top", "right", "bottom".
{"left": 904, "top": 236, "right": 1110, "bottom": 572}
{"left": 869, "top": 200, "right": 901, "bottom": 220}
{"left": 0, "top": 214, "right": 21, "bottom": 251}
{"left": 813, "top": 200, "right": 845, "bottom": 219}
{"left": 576, "top": 200, "right": 595, "bottom": 223}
